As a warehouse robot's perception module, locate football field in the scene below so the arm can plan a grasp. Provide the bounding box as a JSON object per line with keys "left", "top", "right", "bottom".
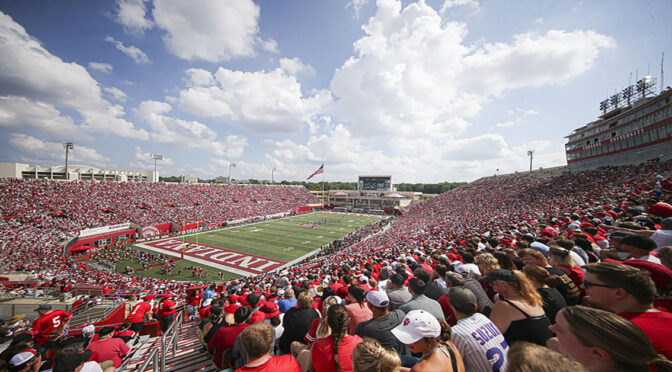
{"left": 132, "top": 212, "right": 385, "bottom": 278}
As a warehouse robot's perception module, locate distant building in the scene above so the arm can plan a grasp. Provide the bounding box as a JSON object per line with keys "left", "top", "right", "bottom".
{"left": 0, "top": 162, "right": 153, "bottom": 182}
{"left": 565, "top": 85, "right": 672, "bottom": 169}
{"left": 181, "top": 175, "right": 199, "bottom": 184}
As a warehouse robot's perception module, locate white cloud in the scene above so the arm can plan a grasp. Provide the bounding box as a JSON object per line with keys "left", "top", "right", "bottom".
{"left": 0, "top": 12, "right": 147, "bottom": 140}
{"left": 0, "top": 96, "right": 93, "bottom": 142}
{"left": 495, "top": 121, "right": 516, "bottom": 128}
{"left": 130, "top": 146, "right": 174, "bottom": 169}
{"left": 135, "top": 100, "right": 247, "bottom": 157}
{"left": 88, "top": 62, "right": 113, "bottom": 74}
{"left": 279, "top": 57, "right": 316, "bottom": 77}
{"left": 329, "top": 0, "right": 614, "bottom": 140}
{"left": 115, "top": 0, "right": 154, "bottom": 34}
{"left": 8, "top": 133, "right": 111, "bottom": 167}
{"left": 184, "top": 68, "right": 215, "bottom": 87}
{"left": 152, "top": 0, "right": 273, "bottom": 62}
{"left": 105, "top": 36, "right": 150, "bottom": 64}
{"left": 103, "top": 86, "right": 127, "bottom": 102}
{"left": 440, "top": 0, "right": 479, "bottom": 13}
{"left": 346, "top": 0, "right": 369, "bottom": 18}
{"left": 178, "top": 67, "right": 330, "bottom": 133}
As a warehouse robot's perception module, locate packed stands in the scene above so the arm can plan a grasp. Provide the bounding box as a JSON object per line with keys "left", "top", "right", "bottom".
{"left": 1, "top": 160, "right": 672, "bottom": 371}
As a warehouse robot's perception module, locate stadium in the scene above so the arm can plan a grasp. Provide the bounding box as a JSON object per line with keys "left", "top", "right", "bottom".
{"left": 1, "top": 1, "right": 672, "bottom": 372}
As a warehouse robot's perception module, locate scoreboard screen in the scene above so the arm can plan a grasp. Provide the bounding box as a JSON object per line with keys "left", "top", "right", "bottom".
{"left": 358, "top": 176, "right": 392, "bottom": 191}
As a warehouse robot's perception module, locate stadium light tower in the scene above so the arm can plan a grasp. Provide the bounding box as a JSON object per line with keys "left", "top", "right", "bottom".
{"left": 151, "top": 154, "right": 163, "bottom": 182}
{"left": 63, "top": 142, "right": 74, "bottom": 180}
{"left": 271, "top": 168, "right": 276, "bottom": 184}
{"left": 527, "top": 150, "right": 534, "bottom": 172}
{"left": 228, "top": 162, "right": 236, "bottom": 185}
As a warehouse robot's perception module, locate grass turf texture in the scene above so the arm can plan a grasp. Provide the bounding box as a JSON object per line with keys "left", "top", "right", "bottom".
{"left": 119, "top": 212, "right": 383, "bottom": 282}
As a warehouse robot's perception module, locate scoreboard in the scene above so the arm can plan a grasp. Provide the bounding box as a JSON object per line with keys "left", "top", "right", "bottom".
{"left": 358, "top": 176, "right": 392, "bottom": 191}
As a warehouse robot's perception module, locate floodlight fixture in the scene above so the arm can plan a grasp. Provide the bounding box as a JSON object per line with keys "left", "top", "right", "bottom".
{"left": 228, "top": 162, "right": 236, "bottom": 185}
{"left": 527, "top": 150, "right": 534, "bottom": 172}
{"left": 63, "top": 142, "right": 74, "bottom": 179}
{"left": 151, "top": 154, "right": 163, "bottom": 182}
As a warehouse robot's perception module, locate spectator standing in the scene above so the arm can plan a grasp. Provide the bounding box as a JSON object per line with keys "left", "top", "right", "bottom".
{"left": 157, "top": 294, "right": 176, "bottom": 333}
{"left": 186, "top": 289, "right": 203, "bottom": 321}
{"left": 126, "top": 295, "right": 153, "bottom": 333}
{"left": 447, "top": 287, "right": 508, "bottom": 372}
{"left": 391, "top": 310, "right": 465, "bottom": 372}
{"left": 30, "top": 305, "right": 72, "bottom": 346}
{"left": 483, "top": 269, "right": 553, "bottom": 346}
{"left": 550, "top": 306, "right": 672, "bottom": 372}
{"left": 386, "top": 274, "right": 412, "bottom": 311}
{"left": 582, "top": 262, "right": 672, "bottom": 358}
{"left": 277, "top": 289, "right": 297, "bottom": 313}
{"left": 354, "top": 290, "right": 408, "bottom": 357}
{"left": 345, "top": 286, "right": 372, "bottom": 334}
{"left": 399, "top": 279, "right": 445, "bottom": 321}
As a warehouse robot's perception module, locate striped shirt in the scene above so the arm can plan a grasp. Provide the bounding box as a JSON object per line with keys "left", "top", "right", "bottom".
{"left": 451, "top": 313, "right": 508, "bottom": 372}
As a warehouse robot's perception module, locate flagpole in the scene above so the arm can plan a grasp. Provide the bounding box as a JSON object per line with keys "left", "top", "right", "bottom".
{"left": 322, "top": 164, "right": 325, "bottom": 204}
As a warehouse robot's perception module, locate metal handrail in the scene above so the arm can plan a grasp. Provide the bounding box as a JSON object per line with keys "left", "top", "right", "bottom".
{"left": 135, "top": 344, "right": 160, "bottom": 372}
{"left": 160, "top": 311, "right": 183, "bottom": 372}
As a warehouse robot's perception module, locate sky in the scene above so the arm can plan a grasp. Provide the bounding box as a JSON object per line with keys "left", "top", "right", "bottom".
{"left": 0, "top": 0, "right": 670, "bottom": 183}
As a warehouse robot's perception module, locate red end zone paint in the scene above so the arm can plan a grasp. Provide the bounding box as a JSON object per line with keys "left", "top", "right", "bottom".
{"left": 143, "top": 239, "right": 285, "bottom": 274}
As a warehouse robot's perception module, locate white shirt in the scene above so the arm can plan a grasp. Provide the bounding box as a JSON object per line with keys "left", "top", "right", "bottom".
{"left": 451, "top": 313, "right": 508, "bottom": 372}
{"left": 652, "top": 229, "right": 672, "bottom": 252}
{"left": 632, "top": 254, "right": 662, "bottom": 264}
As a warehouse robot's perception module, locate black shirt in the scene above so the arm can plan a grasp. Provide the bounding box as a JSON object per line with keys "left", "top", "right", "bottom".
{"left": 278, "top": 307, "right": 319, "bottom": 354}
{"left": 546, "top": 266, "right": 581, "bottom": 305}
{"left": 537, "top": 287, "right": 567, "bottom": 323}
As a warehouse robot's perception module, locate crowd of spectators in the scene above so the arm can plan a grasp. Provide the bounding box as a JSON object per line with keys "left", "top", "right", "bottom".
{"left": 1, "top": 160, "right": 672, "bottom": 371}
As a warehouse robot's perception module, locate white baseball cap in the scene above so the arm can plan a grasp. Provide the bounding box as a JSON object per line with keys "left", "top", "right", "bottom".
{"left": 365, "top": 290, "right": 389, "bottom": 307}
{"left": 391, "top": 310, "right": 441, "bottom": 344}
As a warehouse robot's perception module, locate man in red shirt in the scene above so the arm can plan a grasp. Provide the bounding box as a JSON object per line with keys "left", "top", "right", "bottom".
{"left": 157, "top": 294, "right": 176, "bottom": 333}
{"left": 583, "top": 262, "right": 672, "bottom": 359}
{"left": 235, "top": 322, "right": 300, "bottom": 372}
{"left": 186, "top": 289, "right": 203, "bottom": 321}
{"left": 87, "top": 326, "right": 130, "bottom": 368}
{"left": 31, "top": 304, "right": 72, "bottom": 346}
{"left": 209, "top": 306, "right": 250, "bottom": 369}
{"left": 126, "top": 295, "right": 153, "bottom": 333}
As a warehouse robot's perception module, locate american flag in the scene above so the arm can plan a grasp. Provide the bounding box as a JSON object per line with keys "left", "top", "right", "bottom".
{"left": 306, "top": 164, "right": 324, "bottom": 180}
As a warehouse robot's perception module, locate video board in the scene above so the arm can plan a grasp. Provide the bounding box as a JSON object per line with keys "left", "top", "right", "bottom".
{"left": 358, "top": 176, "right": 392, "bottom": 191}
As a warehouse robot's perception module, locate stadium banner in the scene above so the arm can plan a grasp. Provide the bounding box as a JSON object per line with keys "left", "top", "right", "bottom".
{"left": 140, "top": 238, "right": 285, "bottom": 274}
{"left": 141, "top": 223, "right": 172, "bottom": 238}
{"left": 79, "top": 223, "right": 131, "bottom": 237}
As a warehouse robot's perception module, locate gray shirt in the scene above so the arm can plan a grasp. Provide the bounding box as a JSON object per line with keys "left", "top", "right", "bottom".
{"left": 399, "top": 294, "right": 445, "bottom": 321}
{"left": 387, "top": 286, "right": 412, "bottom": 311}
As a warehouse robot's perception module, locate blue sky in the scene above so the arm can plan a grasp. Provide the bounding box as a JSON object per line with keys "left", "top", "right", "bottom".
{"left": 0, "top": 0, "right": 670, "bottom": 182}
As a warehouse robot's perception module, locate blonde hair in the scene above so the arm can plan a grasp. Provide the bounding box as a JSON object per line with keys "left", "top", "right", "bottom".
{"left": 352, "top": 338, "right": 401, "bottom": 372}
{"left": 475, "top": 253, "right": 500, "bottom": 273}
{"left": 316, "top": 296, "right": 340, "bottom": 338}
{"left": 522, "top": 265, "right": 563, "bottom": 288}
{"left": 509, "top": 271, "right": 543, "bottom": 307}
{"left": 507, "top": 341, "right": 587, "bottom": 372}
{"left": 297, "top": 291, "right": 314, "bottom": 308}
{"left": 561, "top": 306, "right": 672, "bottom": 372}
{"left": 548, "top": 247, "right": 576, "bottom": 268}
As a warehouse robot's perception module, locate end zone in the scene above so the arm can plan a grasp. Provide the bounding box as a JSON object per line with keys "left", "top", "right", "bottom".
{"left": 135, "top": 238, "right": 286, "bottom": 276}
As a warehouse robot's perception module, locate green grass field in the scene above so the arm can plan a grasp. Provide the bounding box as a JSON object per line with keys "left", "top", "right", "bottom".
{"left": 120, "top": 212, "right": 384, "bottom": 282}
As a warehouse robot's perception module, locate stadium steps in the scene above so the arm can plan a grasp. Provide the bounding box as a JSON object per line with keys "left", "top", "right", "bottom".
{"left": 123, "top": 319, "right": 217, "bottom": 372}
{"left": 69, "top": 300, "right": 121, "bottom": 328}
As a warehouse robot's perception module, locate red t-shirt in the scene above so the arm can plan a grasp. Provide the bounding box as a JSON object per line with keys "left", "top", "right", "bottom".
{"left": 620, "top": 311, "right": 672, "bottom": 359}
{"left": 158, "top": 299, "right": 176, "bottom": 316}
{"left": 127, "top": 302, "right": 152, "bottom": 323}
{"left": 311, "top": 335, "right": 362, "bottom": 372}
{"left": 199, "top": 306, "right": 211, "bottom": 319}
{"left": 31, "top": 310, "right": 72, "bottom": 345}
{"left": 88, "top": 337, "right": 130, "bottom": 367}
{"left": 234, "top": 354, "right": 300, "bottom": 372}
{"left": 187, "top": 293, "right": 203, "bottom": 306}
{"left": 208, "top": 323, "right": 249, "bottom": 368}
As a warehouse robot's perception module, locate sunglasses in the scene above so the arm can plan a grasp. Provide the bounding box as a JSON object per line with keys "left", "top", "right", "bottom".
{"left": 582, "top": 279, "right": 616, "bottom": 289}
